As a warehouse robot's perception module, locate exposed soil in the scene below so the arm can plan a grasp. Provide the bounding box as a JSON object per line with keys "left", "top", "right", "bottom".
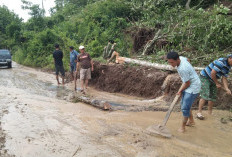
{"left": 40, "top": 60, "right": 231, "bottom": 110}
{"left": 127, "top": 27, "right": 155, "bottom": 53}
{"left": 90, "top": 62, "right": 171, "bottom": 98}
{"left": 126, "top": 27, "right": 169, "bottom": 54}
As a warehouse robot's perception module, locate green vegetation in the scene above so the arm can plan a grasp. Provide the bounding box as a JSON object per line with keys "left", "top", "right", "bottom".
{"left": 1, "top": 0, "right": 232, "bottom": 69}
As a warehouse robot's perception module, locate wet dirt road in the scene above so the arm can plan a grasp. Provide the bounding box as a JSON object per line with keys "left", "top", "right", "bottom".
{"left": 0, "top": 62, "right": 232, "bottom": 157}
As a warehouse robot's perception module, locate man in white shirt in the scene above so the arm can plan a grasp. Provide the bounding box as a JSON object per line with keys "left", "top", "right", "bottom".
{"left": 167, "top": 51, "right": 201, "bottom": 133}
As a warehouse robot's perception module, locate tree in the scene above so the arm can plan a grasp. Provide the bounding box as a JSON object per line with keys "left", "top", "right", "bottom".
{"left": 21, "top": 0, "right": 46, "bottom": 31}
{"left": 0, "top": 6, "right": 22, "bottom": 49}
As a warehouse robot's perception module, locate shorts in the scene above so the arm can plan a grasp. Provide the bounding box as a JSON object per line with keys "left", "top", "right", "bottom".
{"left": 200, "top": 75, "right": 217, "bottom": 102}
{"left": 181, "top": 91, "right": 199, "bottom": 117}
{"left": 55, "top": 64, "right": 65, "bottom": 77}
{"left": 80, "top": 68, "right": 91, "bottom": 80}
{"left": 70, "top": 64, "right": 76, "bottom": 72}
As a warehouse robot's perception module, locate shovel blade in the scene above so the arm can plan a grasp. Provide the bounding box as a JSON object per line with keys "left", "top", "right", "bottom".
{"left": 146, "top": 124, "right": 172, "bottom": 138}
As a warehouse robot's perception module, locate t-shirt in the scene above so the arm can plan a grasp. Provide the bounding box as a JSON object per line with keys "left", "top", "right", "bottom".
{"left": 200, "top": 58, "right": 231, "bottom": 81}
{"left": 53, "top": 50, "right": 63, "bottom": 66}
{"left": 177, "top": 56, "right": 201, "bottom": 94}
{"left": 70, "top": 50, "right": 79, "bottom": 66}
{"left": 77, "top": 52, "right": 92, "bottom": 69}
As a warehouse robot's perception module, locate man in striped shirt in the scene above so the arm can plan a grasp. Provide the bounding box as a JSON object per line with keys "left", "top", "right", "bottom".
{"left": 197, "top": 54, "right": 232, "bottom": 119}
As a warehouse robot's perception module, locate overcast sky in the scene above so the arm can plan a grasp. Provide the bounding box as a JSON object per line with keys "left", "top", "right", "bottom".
{"left": 0, "top": 0, "right": 55, "bottom": 21}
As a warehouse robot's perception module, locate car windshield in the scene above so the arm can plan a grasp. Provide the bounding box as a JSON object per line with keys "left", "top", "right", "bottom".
{"left": 0, "top": 50, "right": 10, "bottom": 55}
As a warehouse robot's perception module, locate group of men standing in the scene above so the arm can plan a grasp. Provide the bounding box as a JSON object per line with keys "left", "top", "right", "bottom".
{"left": 53, "top": 43, "right": 231, "bottom": 133}
{"left": 52, "top": 44, "right": 93, "bottom": 93}
{"left": 167, "top": 51, "right": 232, "bottom": 133}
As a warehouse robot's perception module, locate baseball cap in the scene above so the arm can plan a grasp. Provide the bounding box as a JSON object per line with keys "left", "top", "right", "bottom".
{"left": 79, "top": 45, "right": 85, "bottom": 49}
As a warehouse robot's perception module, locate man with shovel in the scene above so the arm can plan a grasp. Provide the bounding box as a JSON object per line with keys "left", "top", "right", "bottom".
{"left": 197, "top": 54, "right": 232, "bottom": 120}
{"left": 167, "top": 51, "right": 201, "bottom": 133}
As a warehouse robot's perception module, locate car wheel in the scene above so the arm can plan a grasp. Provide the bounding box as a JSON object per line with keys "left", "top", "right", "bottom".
{"left": 8, "top": 62, "right": 12, "bottom": 68}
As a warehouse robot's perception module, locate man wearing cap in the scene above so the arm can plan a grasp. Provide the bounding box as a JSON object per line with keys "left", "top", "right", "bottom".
{"left": 69, "top": 46, "right": 79, "bottom": 81}
{"left": 75, "top": 46, "right": 94, "bottom": 92}
{"left": 53, "top": 44, "right": 65, "bottom": 85}
{"left": 197, "top": 54, "right": 232, "bottom": 120}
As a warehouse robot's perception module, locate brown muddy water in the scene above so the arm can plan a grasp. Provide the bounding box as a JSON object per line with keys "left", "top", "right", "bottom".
{"left": 0, "top": 62, "right": 231, "bottom": 157}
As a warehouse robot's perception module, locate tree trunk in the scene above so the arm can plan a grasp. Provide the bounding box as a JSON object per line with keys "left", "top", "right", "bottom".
{"left": 123, "top": 57, "right": 204, "bottom": 71}
{"left": 103, "top": 42, "right": 111, "bottom": 59}
{"left": 107, "top": 43, "right": 116, "bottom": 58}
{"left": 186, "top": 0, "right": 191, "bottom": 10}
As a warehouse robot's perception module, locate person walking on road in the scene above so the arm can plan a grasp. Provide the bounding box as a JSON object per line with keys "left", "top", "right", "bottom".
{"left": 69, "top": 46, "right": 79, "bottom": 81}
{"left": 75, "top": 46, "right": 94, "bottom": 92}
{"left": 53, "top": 44, "right": 65, "bottom": 85}
{"left": 167, "top": 51, "right": 201, "bottom": 133}
{"left": 197, "top": 54, "right": 232, "bottom": 120}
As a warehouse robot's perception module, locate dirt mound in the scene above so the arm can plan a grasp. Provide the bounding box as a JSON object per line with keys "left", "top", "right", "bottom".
{"left": 90, "top": 62, "right": 170, "bottom": 98}
{"left": 90, "top": 61, "right": 232, "bottom": 110}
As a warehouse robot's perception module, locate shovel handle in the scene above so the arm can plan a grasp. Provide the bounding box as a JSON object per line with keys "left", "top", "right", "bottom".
{"left": 161, "top": 94, "right": 181, "bottom": 126}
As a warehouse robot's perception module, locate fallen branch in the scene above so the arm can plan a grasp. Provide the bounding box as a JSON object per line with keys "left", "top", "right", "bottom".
{"left": 186, "top": 0, "right": 191, "bottom": 9}
{"left": 142, "top": 29, "right": 162, "bottom": 55}
{"left": 74, "top": 95, "right": 112, "bottom": 110}
{"left": 72, "top": 145, "right": 81, "bottom": 157}
{"left": 70, "top": 92, "right": 169, "bottom": 112}
{"left": 108, "top": 51, "right": 204, "bottom": 71}
{"left": 124, "top": 57, "right": 204, "bottom": 71}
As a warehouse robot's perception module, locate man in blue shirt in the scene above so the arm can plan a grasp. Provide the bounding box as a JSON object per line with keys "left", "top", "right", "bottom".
{"left": 197, "top": 54, "right": 232, "bottom": 120}
{"left": 69, "top": 46, "right": 79, "bottom": 81}
{"left": 167, "top": 51, "right": 201, "bottom": 133}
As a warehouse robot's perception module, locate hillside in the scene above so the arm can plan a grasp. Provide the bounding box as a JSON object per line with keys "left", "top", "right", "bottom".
{"left": 1, "top": 0, "right": 232, "bottom": 70}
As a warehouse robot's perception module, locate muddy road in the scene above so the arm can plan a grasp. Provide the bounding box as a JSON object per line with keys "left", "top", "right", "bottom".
{"left": 0, "top": 62, "right": 232, "bottom": 157}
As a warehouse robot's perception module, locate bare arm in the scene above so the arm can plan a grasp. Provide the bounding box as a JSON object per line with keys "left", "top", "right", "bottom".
{"left": 222, "top": 76, "right": 231, "bottom": 95}
{"left": 211, "top": 69, "right": 221, "bottom": 88}
{"left": 177, "top": 81, "right": 191, "bottom": 95}
{"left": 76, "top": 62, "right": 80, "bottom": 72}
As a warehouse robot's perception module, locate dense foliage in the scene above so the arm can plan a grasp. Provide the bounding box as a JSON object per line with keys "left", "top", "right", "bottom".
{"left": 1, "top": 0, "right": 232, "bottom": 69}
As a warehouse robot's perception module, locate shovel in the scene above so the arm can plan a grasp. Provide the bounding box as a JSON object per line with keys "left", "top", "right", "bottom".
{"left": 146, "top": 94, "right": 180, "bottom": 138}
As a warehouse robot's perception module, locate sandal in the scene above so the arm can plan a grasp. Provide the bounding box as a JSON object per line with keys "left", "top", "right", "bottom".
{"left": 196, "top": 113, "right": 205, "bottom": 120}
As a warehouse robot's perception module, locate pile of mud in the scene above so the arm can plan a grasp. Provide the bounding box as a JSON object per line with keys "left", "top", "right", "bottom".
{"left": 90, "top": 61, "right": 232, "bottom": 110}
{"left": 90, "top": 62, "right": 175, "bottom": 98}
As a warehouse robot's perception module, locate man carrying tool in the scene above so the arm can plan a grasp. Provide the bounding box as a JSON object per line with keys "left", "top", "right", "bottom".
{"left": 197, "top": 54, "right": 232, "bottom": 120}
{"left": 167, "top": 51, "right": 201, "bottom": 133}
{"left": 75, "top": 46, "right": 94, "bottom": 93}
{"left": 69, "top": 46, "right": 79, "bottom": 81}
